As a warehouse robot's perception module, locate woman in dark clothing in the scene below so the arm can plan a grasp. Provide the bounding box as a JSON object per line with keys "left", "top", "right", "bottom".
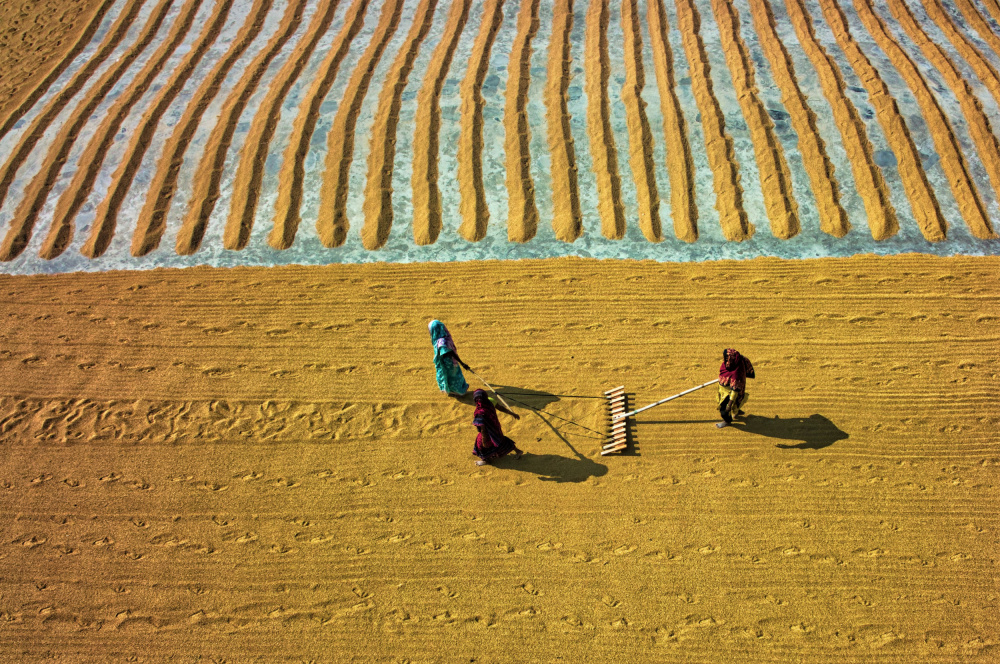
{"left": 717, "top": 348, "right": 755, "bottom": 428}
{"left": 472, "top": 389, "right": 523, "bottom": 466}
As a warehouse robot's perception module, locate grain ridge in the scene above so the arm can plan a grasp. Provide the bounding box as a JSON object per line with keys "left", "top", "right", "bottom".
{"left": 647, "top": 0, "right": 697, "bottom": 242}
{"left": 817, "top": 0, "right": 946, "bottom": 241}
{"left": 746, "top": 0, "right": 848, "bottom": 237}
{"left": 782, "top": 0, "right": 897, "bottom": 239}
{"left": 673, "top": 0, "right": 753, "bottom": 240}
{"left": 710, "top": 0, "right": 800, "bottom": 239}
{"left": 0, "top": 0, "right": 116, "bottom": 140}
{"left": 583, "top": 0, "right": 626, "bottom": 239}
{"left": 0, "top": 0, "right": 145, "bottom": 213}
{"left": 851, "top": 0, "right": 993, "bottom": 239}
{"left": 620, "top": 0, "right": 662, "bottom": 242}
{"left": 503, "top": 0, "right": 541, "bottom": 243}
{"left": 544, "top": 0, "right": 583, "bottom": 243}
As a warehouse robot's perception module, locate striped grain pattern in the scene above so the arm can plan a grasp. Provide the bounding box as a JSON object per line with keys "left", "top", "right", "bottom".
{"left": 816, "top": 0, "right": 947, "bottom": 242}
{"left": 225, "top": 0, "right": 342, "bottom": 250}
{"left": 174, "top": 0, "right": 307, "bottom": 255}
{"left": 674, "top": 0, "right": 753, "bottom": 240}
{"left": 131, "top": 0, "right": 275, "bottom": 257}
{"left": 270, "top": 0, "right": 372, "bottom": 250}
{"left": 410, "top": 0, "right": 473, "bottom": 245}
{"left": 0, "top": 0, "right": 178, "bottom": 261}
{"left": 781, "top": 0, "right": 897, "bottom": 239}
{"left": 360, "top": 0, "right": 438, "bottom": 250}
{"left": 0, "top": 0, "right": 998, "bottom": 255}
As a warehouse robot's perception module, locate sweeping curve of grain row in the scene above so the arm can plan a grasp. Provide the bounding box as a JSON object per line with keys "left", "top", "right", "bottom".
{"left": 2, "top": 0, "right": 1000, "bottom": 264}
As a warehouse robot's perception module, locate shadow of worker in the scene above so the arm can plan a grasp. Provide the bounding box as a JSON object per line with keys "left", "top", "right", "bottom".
{"left": 730, "top": 414, "right": 848, "bottom": 450}
{"left": 492, "top": 385, "right": 563, "bottom": 411}
{"left": 492, "top": 396, "right": 608, "bottom": 483}
{"left": 498, "top": 450, "right": 608, "bottom": 483}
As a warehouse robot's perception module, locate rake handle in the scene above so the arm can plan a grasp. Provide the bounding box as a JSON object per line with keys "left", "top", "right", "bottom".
{"left": 613, "top": 379, "right": 719, "bottom": 420}
{"left": 466, "top": 367, "right": 516, "bottom": 413}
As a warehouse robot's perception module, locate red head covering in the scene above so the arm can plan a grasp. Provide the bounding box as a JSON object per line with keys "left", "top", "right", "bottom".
{"left": 472, "top": 389, "right": 504, "bottom": 453}
{"left": 719, "top": 348, "right": 752, "bottom": 390}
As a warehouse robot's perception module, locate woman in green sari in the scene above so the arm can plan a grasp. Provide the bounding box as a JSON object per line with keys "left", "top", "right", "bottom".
{"left": 429, "top": 320, "right": 469, "bottom": 396}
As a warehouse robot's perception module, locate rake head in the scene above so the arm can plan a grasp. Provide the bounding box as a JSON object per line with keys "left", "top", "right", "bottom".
{"left": 602, "top": 386, "right": 627, "bottom": 455}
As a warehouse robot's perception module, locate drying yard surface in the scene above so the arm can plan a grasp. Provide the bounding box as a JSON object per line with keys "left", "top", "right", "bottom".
{"left": 0, "top": 256, "right": 998, "bottom": 661}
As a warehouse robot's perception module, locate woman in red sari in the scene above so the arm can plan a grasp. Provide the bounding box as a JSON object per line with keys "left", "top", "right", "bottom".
{"left": 472, "top": 389, "right": 523, "bottom": 466}
{"left": 717, "top": 348, "right": 755, "bottom": 428}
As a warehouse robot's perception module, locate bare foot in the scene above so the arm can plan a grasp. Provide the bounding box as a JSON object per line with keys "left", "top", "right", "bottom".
{"left": 475, "top": 459, "right": 487, "bottom": 466}
{"left": 716, "top": 421, "right": 728, "bottom": 428}
{"left": 514, "top": 449, "right": 524, "bottom": 459}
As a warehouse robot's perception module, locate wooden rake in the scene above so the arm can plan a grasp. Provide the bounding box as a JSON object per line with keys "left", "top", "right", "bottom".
{"left": 602, "top": 386, "right": 628, "bottom": 455}
{"left": 602, "top": 379, "right": 720, "bottom": 455}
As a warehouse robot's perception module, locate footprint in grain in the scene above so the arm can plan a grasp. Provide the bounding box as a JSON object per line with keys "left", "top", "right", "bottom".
{"left": 519, "top": 583, "right": 542, "bottom": 596}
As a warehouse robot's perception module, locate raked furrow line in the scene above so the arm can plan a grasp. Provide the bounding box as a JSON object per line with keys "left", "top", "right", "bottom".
{"left": 0, "top": 0, "right": 176, "bottom": 262}
{"left": 83, "top": 0, "right": 237, "bottom": 258}
{"left": 647, "top": 0, "right": 697, "bottom": 242}
{"left": 922, "top": 0, "right": 1000, "bottom": 112}
{"left": 620, "top": 0, "right": 662, "bottom": 242}
{"left": 361, "top": 0, "right": 439, "bottom": 250}
{"left": 174, "top": 0, "right": 306, "bottom": 255}
{"left": 584, "top": 0, "right": 625, "bottom": 239}
{"left": 270, "top": 0, "right": 370, "bottom": 251}
{"left": 888, "top": 0, "right": 999, "bottom": 238}
{"left": 949, "top": 0, "right": 1000, "bottom": 90}
{"left": 5, "top": 0, "right": 1000, "bottom": 261}
{"left": 746, "top": 0, "right": 848, "bottom": 237}
{"left": 816, "top": 0, "right": 946, "bottom": 241}
{"left": 974, "top": 0, "right": 1000, "bottom": 26}
{"left": 673, "top": 0, "right": 752, "bottom": 241}
{"left": 544, "top": 0, "right": 583, "bottom": 243}
{"left": 0, "top": 0, "right": 144, "bottom": 214}
{"left": 503, "top": 0, "right": 540, "bottom": 243}
{"left": 410, "top": 0, "right": 473, "bottom": 246}
{"left": 710, "top": 0, "right": 799, "bottom": 239}
{"left": 131, "top": 0, "right": 275, "bottom": 257}
{"left": 38, "top": 0, "right": 203, "bottom": 260}
{"left": 315, "top": 0, "right": 405, "bottom": 248}
{"left": 224, "top": 0, "right": 341, "bottom": 251}
{"left": 456, "top": 0, "right": 504, "bottom": 242}
{"left": 782, "top": 0, "right": 897, "bottom": 239}
{"left": 851, "top": 0, "right": 994, "bottom": 239}
{"left": 0, "top": 0, "right": 117, "bottom": 140}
